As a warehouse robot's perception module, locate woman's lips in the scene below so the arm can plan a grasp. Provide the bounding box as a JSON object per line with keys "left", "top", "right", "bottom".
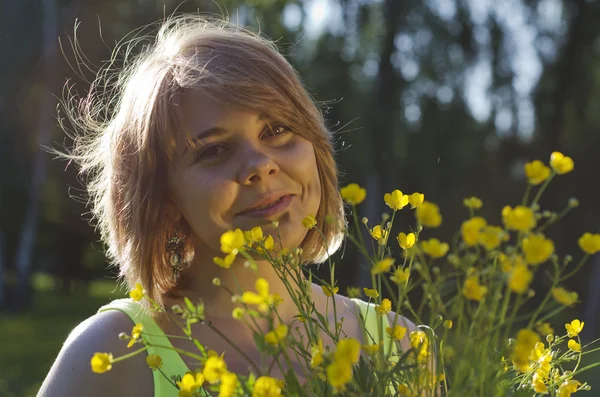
{"left": 238, "top": 194, "right": 293, "bottom": 218}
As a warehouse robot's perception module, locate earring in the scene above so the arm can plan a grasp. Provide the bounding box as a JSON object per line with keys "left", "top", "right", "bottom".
{"left": 166, "top": 230, "right": 186, "bottom": 282}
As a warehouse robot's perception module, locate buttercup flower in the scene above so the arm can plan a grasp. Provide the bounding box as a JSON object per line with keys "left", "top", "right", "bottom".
{"left": 565, "top": 319, "right": 584, "bottom": 338}
{"left": 177, "top": 372, "right": 205, "bottom": 397}
{"left": 219, "top": 372, "right": 237, "bottom": 397}
{"left": 535, "top": 322, "right": 554, "bottom": 336}
{"left": 264, "top": 324, "right": 288, "bottom": 345}
{"left": 462, "top": 275, "right": 488, "bottom": 301}
{"left": 568, "top": 339, "right": 581, "bottom": 352}
{"left": 502, "top": 205, "right": 536, "bottom": 232}
{"left": 384, "top": 189, "right": 409, "bottom": 211}
{"left": 361, "top": 343, "right": 380, "bottom": 355}
{"left": 326, "top": 360, "right": 353, "bottom": 390}
{"left": 346, "top": 286, "right": 361, "bottom": 298}
{"left": 252, "top": 376, "right": 283, "bottom": 397}
{"left": 532, "top": 372, "right": 548, "bottom": 393}
{"left": 524, "top": 160, "right": 551, "bottom": 185}
{"left": 363, "top": 288, "right": 379, "bottom": 299}
{"left": 461, "top": 217, "right": 487, "bottom": 246}
{"left": 311, "top": 339, "right": 324, "bottom": 368}
{"left": 127, "top": 323, "right": 143, "bottom": 348}
{"left": 340, "top": 183, "right": 366, "bottom": 205}
{"left": 301, "top": 215, "right": 317, "bottom": 229}
{"left": 522, "top": 234, "right": 555, "bottom": 265}
{"left": 421, "top": 238, "right": 449, "bottom": 258}
{"left": 203, "top": 356, "right": 228, "bottom": 384}
{"left": 443, "top": 320, "right": 453, "bottom": 329}
{"left": 91, "top": 352, "right": 113, "bottom": 373}
{"left": 129, "top": 283, "right": 144, "bottom": 301}
{"left": 386, "top": 325, "right": 408, "bottom": 340}
{"left": 213, "top": 253, "right": 237, "bottom": 269}
{"left": 321, "top": 285, "right": 339, "bottom": 297}
{"left": 256, "top": 235, "right": 275, "bottom": 255}
{"left": 333, "top": 338, "right": 361, "bottom": 363}
{"left": 416, "top": 201, "right": 442, "bottom": 228}
{"left": 578, "top": 232, "right": 600, "bottom": 255}
{"left": 397, "top": 232, "right": 416, "bottom": 249}
{"left": 220, "top": 229, "right": 245, "bottom": 254}
{"left": 371, "top": 257, "right": 395, "bottom": 275}
{"left": 146, "top": 354, "right": 162, "bottom": 371}
{"left": 557, "top": 379, "right": 581, "bottom": 397}
{"left": 463, "top": 196, "right": 483, "bottom": 210}
{"left": 375, "top": 298, "right": 392, "bottom": 315}
{"left": 479, "top": 226, "right": 506, "bottom": 250}
{"left": 508, "top": 263, "right": 533, "bottom": 294}
{"left": 244, "top": 226, "right": 264, "bottom": 246}
{"left": 241, "top": 278, "right": 275, "bottom": 313}
{"left": 390, "top": 267, "right": 410, "bottom": 285}
{"left": 409, "top": 192, "right": 425, "bottom": 208}
{"left": 550, "top": 151, "right": 574, "bottom": 175}
{"left": 409, "top": 330, "right": 430, "bottom": 361}
{"left": 552, "top": 287, "right": 578, "bottom": 306}
{"left": 370, "top": 225, "right": 387, "bottom": 244}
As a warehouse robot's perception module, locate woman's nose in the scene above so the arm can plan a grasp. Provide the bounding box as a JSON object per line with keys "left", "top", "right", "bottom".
{"left": 237, "top": 147, "right": 280, "bottom": 185}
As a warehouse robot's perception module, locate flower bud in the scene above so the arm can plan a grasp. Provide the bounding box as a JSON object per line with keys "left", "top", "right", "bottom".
{"left": 542, "top": 210, "right": 552, "bottom": 218}
{"left": 531, "top": 203, "right": 540, "bottom": 211}
{"left": 382, "top": 213, "right": 390, "bottom": 221}
{"left": 432, "top": 266, "right": 440, "bottom": 274}
{"left": 564, "top": 255, "right": 573, "bottom": 264}
{"left": 386, "top": 222, "right": 392, "bottom": 229}
{"left": 118, "top": 332, "right": 129, "bottom": 340}
{"left": 546, "top": 334, "right": 554, "bottom": 343}
{"left": 443, "top": 320, "right": 453, "bottom": 329}
{"left": 271, "top": 221, "right": 279, "bottom": 228}
{"left": 568, "top": 198, "right": 579, "bottom": 208}
{"left": 417, "top": 224, "right": 423, "bottom": 232}
{"left": 436, "top": 315, "right": 443, "bottom": 323}
{"left": 361, "top": 217, "right": 369, "bottom": 224}
{"left": 212, "top": 277, "right": 221, "bottom": 286}
{"left": 527, "top": 289, "right": 535, "bottom": 298}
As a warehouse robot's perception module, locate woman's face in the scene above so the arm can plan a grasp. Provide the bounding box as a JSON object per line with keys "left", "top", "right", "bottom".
{"left": 168, "top": 92, "right": 322, "bottom": 258}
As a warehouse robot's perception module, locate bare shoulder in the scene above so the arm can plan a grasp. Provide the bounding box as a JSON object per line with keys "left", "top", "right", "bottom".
{"left": 37, "top": 309, "right": 153, "bottom": 397}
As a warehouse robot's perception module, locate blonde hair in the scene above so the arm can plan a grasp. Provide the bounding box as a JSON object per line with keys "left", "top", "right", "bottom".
{"left": 62, "top": 15, "right": 344, "bottom": 305}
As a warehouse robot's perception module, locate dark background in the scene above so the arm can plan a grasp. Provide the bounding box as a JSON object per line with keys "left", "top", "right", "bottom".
{"left": 1, "top": 0, "right": 600, "bottom": 395}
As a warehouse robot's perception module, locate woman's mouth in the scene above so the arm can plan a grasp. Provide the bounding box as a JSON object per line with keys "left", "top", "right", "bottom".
{"left": 238, "top": 195, "right": 293, "bottom": 218}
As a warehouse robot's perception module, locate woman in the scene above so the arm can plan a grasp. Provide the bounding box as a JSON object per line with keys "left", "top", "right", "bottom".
{"left": 38, "top": 15, "right": 415, "bottom": 397}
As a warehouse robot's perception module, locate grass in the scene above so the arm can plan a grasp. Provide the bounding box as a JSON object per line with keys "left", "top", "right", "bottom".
{"left": 0, "top": 277, "right": 127, "bottom": 397}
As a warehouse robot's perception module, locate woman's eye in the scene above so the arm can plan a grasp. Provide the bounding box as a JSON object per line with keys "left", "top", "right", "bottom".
{"left": 262, "top": 124, "right": 290, "bottom": 139}
{"left": 195, "top": 144, "right": 227, "bottom": 160}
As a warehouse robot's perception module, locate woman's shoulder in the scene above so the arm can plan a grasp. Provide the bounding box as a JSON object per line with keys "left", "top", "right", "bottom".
{"left": 37, "top": 306, "right": 153, "bottom": 397}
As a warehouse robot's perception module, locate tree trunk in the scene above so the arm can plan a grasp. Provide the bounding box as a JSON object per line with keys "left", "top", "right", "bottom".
{"left": 11, "top": 0, "right": 58, "bottom": 312}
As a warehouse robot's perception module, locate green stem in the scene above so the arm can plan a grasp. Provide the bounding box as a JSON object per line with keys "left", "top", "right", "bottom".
{"left": 530, "top": 173, "right": 555, "bottom": 207}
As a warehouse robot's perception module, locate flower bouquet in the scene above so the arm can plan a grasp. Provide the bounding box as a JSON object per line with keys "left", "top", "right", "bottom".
{"left": 91, "top": 152, "right": 600, "bottom": 396}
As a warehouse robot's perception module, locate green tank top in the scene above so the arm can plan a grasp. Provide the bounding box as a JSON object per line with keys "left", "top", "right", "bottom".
{"left": 98, "top": 297, "right": 396, "bottom": 397}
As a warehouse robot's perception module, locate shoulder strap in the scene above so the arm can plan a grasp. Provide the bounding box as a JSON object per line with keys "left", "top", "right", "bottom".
{"left": 99, "top": 299, "right": 210, "bottom": 397}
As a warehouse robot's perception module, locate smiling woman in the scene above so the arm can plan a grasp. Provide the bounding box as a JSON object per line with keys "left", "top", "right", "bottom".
{"left": 36, "top": 13, "right": 417, "bottom": 397}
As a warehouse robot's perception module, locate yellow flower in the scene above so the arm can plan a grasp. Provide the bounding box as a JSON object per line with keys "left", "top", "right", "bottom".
{"left": 443, "top": 320, "right": 453, "bottom": 330}
{"left": 256, "top": 235, "right": 275, "bottom": 255}
{"left": 220, "top": 229, "right": 245, "bottom": 254}
{"left": 525, "top": 160, "right": 551, "bottom": 185}
{"left": 502, "top": 205, "right": 536, "bottom": 232}
{"left": 346, "top": 287, "right": 361, "bottom": 298}
{"left": 264, "top": 324, "right": 288, "bottom": 345}
{"left": 421, "top": 238, "right": 449, "bottom": 258}
{"left": 384, "top": 189, "right": 409, "bottom": 211}
{"left": 371, "top": 257, "right": 395, "bottom": 275}
{"left": 508, "top": 263, "right": 533, "bottom": 294}
{"left": 532, "top": 372, "right": 548, "bottom": 393}
{"left": 361, "top": 343, "right": 380, "bottom": 355}
{"left": 241, "top": 278, "right": 274, "bottom": 313}
{"left": 386, "top": 325, "right": 408, "bottom": 340}
{"left": 252, "top": 376, "right": 283, "bottom": 397}
{"left": 416, "top": 201, "right": 442, "bottom": 228}
{"left": 375, "top": 298, "right": 392, "bottom": 315}
{"left": 146, "top": 354, "right": 162, "bottom": 371}
{"left": 568, "top": 339, "right": 581, "bottom": 352}
{"left": 310, "top": 340, "right": 324, "bottom": 368}
{"left": 203, "top": 356, "right": 228, "bottom": 384}
{"left": 535, "top": 322, "right": 554, "bottom": 336}
{"left": 552, "top": 287, "right": 578, "bottom": 306}
{"left": 321, "top": 285, "right": 339, "bottom": 297}
{"left": 90, "top": 352, "right": 113, "bottom": 373}
{"left": 511, "top": 329, "right": 540, "bottom": 372}
{"left": 550, "top": 152, "right": 574, "bottom": 175}
{"left": 177, "top": 372, "right": 205, "bottom": 396}
{"left": 462, "top": 275, "right": 488, "bottom": 301}
{"left": 463, "top": 196, "right": 483, "bottom": 210}
{"left": 461, "top": 217, "right": 487, "bottom": 246}
{"left": 213, "top": 253, "right": 237, "bottom": 269}
{"left": 397, "top": 232, "right": 416, "bottom": 249}
{"left": 127, "top": 323, "right": 143, "bottom": 348}
{"left": 390, "top": 267, "right": 410, "bottom": 285}
{"left": 557, "top": 379, "right": 581, "bottom": 397}
{"left": 409, "top": 192, "right": 425, "bottom": 208}
{"left": 232, "top": 307, "right": 244, "bottom": 320}
{"left": 409, "top": 330, "right": 430, "bottom": 361}
{"left": 370, "top": 225, "right": 387, "bottom": 244}
{"left": 565, "top": 319, "right": 584, "bottom": 338}
{"left": 244, "top": 226, "right": 264, "bottom": 246}
{"left": 326, "top": 360, "right": 353, "bottom": 390}
{"left": 578, "top": 232, "right": 600, "bottom": 255}
{"left": 479, "top": 226, "right": 505, "bottom": 250}
{"left": 334, "top": 338, "right": 361, "bottom": 363}
{"left": 219, "top": 372, "right": 237, "bottom": 397}
{"left": 301, "top": 215, "right": 317, "bottom": 229}
{"left": 129, "top": 283, "right": 144, "bottom": 301}
{"left": 363, "top": 288, "right": 379, "bottom": 299}
{"left": 340, "top": 183, "right": 366, "bottom": 205}
{"left": 522, "top": 234, "right": 555, "bottom": 265}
